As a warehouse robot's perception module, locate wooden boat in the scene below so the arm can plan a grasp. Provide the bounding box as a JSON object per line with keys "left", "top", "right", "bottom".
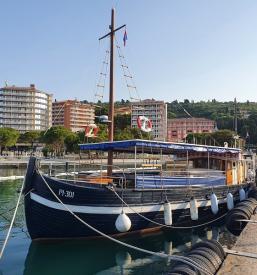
{"left": 23, "top": 139, "right": 254, "bottom": 240}
{"left": 22, "top": 9, "right": 255, "bottom": 240}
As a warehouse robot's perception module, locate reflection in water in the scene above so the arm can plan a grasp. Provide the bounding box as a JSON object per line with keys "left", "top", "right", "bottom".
{"left": 23, "top": 226, "right": 223, "bottom": 275}
{"left": 0, "top": 168, "right": 27, "bottom": 178}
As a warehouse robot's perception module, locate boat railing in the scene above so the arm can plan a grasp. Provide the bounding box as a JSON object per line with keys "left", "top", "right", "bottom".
{"left": 41, "top": 160, "right": 227, "bottom": 189}
{"left": 42, "top": 161, "right": 128, "bottom": 188}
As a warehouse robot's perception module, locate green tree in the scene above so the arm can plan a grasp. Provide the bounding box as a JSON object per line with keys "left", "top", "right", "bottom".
{"left": 211, "top": 130, "right": 235, "bottom": 147}
{"left": 0, "top": 128, "right": 20, "bottom": 155}
{"left": 18, "top": 131, "right": 41, "bottom": 149}
{"left": 65, "top": 132, "right": 79, "bottom": 153}
{"left": 114, "top": 114, "right": 130, "bottom": 130}
{"left": 186, "top": 130, "right": 235, "bottom": 147}
{"left": 115, "top": 127, "right": 152, "bottom": 141}
{"left": 42, "top": 126, "right": 71, "bottom": 156}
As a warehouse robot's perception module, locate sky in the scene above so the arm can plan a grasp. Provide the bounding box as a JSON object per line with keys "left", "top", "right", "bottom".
{"left": 1, "top": 0, "right": 257, "bottom": 103}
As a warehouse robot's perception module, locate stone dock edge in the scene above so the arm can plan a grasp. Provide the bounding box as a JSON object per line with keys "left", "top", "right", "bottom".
{"left": 217, "top": 213, "right": 257, "bottom": 275}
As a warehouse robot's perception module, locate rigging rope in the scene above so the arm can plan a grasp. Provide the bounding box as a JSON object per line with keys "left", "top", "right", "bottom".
{"left": 108, "top": 185, "right": 228, "bottom": 229}
{"left": 37, "top": 169, "right": 212, "bottom": 275}
{"left": 115, "top": 38, "right": 141, "bottom": 101}
{"left": 94, "top": 49, "right": 110, "bottom": 102}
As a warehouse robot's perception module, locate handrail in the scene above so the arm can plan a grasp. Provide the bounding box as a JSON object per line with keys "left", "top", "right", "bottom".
{"left": 43, "top": 161, "right": 128, "bottom": 188}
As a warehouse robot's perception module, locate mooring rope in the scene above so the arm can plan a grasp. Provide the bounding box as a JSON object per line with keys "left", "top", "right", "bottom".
{"left": 37, "top": 170, "right": 212, "bottom": 275}
{"left": 0, "top": 177, "right": 26, "bottom": 260}
{"left": 108, "top": 185, "right": 228, "bottom": 229}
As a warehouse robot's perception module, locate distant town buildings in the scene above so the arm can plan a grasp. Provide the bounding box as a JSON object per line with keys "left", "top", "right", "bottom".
{"left": 52, "top": 100, "right": 95, "bottom": 132}
{"left": 167, "top": 117, "right": 215, "bottom": 142}
{"left": 131, "top": 99, "right": 167, "bottom": 140}
{"left": 0, "top": 84, "right": 52, "bottom": 133}
{"left": 0, "top": 83, "right": 219, "bottom": 142}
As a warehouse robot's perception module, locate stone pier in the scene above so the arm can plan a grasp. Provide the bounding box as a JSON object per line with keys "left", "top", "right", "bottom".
{"left": 218, "top": 213, "right": 257, "bottom": 275}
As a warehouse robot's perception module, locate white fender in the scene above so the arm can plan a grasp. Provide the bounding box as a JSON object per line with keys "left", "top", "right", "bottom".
{"left": 206, "top": 228, "right": 213, "bottom": 240}
{"left": 115, "top": 251, "right": 132, "bottom": 267}
{"left": 164, "top": 241, "right": 173, "bottom": 264}
{"left": 227, "top": 192, "right": 234, "bottom": 210}
{"left": 164, "top": 241, "right": 173, "bottom": 255}
{"left": 190, "top": 198, "right": 199, "bottom": 220}
{"left": 239, "top": 188, "right": 246, "bottom": 201}
{"left": 115, "top": 213, "right": 131, "bottom": 233}
{"left": 164, "top": 202, "right": 172, "bottom": 225}
{"left": 211, "top": 193, "right": 219, "bottom": 215}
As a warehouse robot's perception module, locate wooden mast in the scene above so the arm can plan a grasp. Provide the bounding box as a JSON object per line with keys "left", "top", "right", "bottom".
{"left": 99, "top": 9, "right": 126, "bottom": 177}
{"left": 107, "top": 8, "right": 115, "bottom": 177}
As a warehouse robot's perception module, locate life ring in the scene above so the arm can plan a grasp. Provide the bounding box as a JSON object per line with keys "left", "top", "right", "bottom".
{"left": 85, "top": 124, "right": 99, "bottom": 137}
{"left": 137, "top": 116, "right": 152, "bottom": 133}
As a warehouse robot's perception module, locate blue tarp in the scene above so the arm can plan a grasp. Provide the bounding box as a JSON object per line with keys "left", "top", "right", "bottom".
{"left": 79, "top": 139, "right": 240, "bottom": 155}
{"left": 136, "top": 175, "right": 226, "bottom": 188}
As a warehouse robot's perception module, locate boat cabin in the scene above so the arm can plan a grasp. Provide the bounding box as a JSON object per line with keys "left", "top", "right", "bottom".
{"left": 79, "top": 139, "right": 254, "bottom": 189}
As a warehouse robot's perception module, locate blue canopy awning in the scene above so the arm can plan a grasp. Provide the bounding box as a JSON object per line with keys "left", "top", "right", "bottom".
{"left": 79, "top": 139, "right": 240, "bottom": 155}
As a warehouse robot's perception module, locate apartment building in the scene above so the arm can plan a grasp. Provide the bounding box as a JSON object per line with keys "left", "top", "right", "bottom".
{"left": 0, "top": 84, "right": 52, "bottom": 132}
{"left": 131, "top": 99, "right": 167, "bottom": 140}
{"left": 52, "top": 100, "right": 95, "bottom": 132}
{"left": 167, "top": 117, "right": 215, "bottom": 142}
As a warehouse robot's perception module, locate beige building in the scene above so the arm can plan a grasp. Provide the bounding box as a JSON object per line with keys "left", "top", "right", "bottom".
{"left": 52, "top": 100, "right": 95, "bottom": 132}
{"left": 167, "top": 117, "right": 216, "bottom": 142}
{"left": 0, "top": 84, "right": 52, "bottom": 132}
{"left": 131, "top": 99, "right": 167, "bottom": 140}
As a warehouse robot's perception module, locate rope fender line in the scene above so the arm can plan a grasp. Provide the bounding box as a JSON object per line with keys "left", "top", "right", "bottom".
{"left": 223, "top": 247, "right": 257, "bottom": 259}
{"left": 108, "top": 185, "right": 228, "bottom": 229}
{"left": 37, "top": 170, "right": 213, "bottom": 275}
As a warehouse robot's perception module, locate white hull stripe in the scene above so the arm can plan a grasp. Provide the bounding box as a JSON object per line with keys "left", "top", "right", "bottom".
{"left": 30, "top": 192, "right": 227, "bottom": 215}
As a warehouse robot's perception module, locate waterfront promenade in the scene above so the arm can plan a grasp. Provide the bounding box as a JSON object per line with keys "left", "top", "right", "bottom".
{"left": 0, "top": 155, "right": 152, "bottom": 169}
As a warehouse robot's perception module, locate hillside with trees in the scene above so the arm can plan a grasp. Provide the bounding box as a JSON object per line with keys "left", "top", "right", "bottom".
{"left": 95, "top": 99, "right": 257, "bottom": 145}
{"left": 166, "top": 99, "right": 257, "bottom": 145}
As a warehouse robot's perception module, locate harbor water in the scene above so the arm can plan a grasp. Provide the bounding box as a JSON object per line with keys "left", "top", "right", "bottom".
{"left": 0, "top": 170, "right": 237, "bottom": 275}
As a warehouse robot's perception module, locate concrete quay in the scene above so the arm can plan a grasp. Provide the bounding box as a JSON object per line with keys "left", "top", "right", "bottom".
{"left": 218, "top": 213, "right": 257, "bottom": 275}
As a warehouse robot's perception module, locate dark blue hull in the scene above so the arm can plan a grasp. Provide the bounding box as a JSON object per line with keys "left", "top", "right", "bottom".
{"left": 23, "top": 157, "right": 250, "bottom": 240}
{"left": 24, "top": 194, "right": 229, "bottom": 240}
